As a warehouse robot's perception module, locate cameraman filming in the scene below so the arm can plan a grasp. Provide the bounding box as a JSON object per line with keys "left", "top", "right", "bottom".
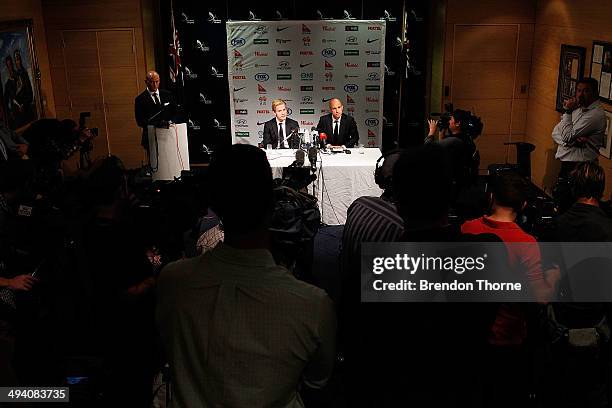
{"left": 426, "top": 109, "right": 478, "bottom": 194}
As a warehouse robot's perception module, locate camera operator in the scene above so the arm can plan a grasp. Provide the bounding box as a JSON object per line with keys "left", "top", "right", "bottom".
{"left": 426, "top": 109, "right": 478, "bottom": 194}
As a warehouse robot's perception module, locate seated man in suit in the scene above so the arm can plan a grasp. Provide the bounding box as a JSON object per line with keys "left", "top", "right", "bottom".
{"left": 317, "top": 98, "right": 359, "bottom": 147}
{"left": 134, "top": 70, "right": 174, "bottom": 151}
{"left": 262, "top": 99, "right": 300, "bottom": 149}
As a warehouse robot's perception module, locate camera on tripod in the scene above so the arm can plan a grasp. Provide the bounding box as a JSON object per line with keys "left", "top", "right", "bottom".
{"left": 436, "top": 103, "right": 484, "bottom": 139}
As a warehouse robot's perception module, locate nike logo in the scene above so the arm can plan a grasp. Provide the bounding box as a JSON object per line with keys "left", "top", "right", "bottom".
{"left": 257, "top": 121, "right": 266, "bottom": 125}
{"left": 233, "top": 87, "right": 245, "bottom": 92}
{"left": 300, "top": 63, "right": 312, "bottom": 68}
{"left": 367, "top": 38, "right": 380, "bottom": 43}
{"left": 277, "top": 27, "right": 289, "bottom": 32}
{"left": 322, "top": 98, "right": 332, "bottom": 102}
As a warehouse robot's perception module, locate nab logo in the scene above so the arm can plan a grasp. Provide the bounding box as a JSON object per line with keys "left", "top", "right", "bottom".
{"left": 322, "top": 49, "right": 336, "bottom": 58}
{"left": 367, "top": 62, "right": 381, "bottom": 67}
{"left": 254, "top": 73, "right": 270, "bottom": 82}
{"left": 344, "top": 84, "right": 359, "bottom": 93}
{"left": 233, "top": 87, "right": 246, "bottom": 92}
{"left": 235, "top": 109, "right": 248, "bottom": 115}
{"left": 365, "top": 118, "right": 380, "bottom": 127}
{"left": 231, "top": 38, "right": 246, "bottom": 47}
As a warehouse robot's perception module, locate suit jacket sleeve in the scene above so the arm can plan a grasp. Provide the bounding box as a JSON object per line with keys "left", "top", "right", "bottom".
{"left": 262, "top": 121, "right": 272, "bottom": 146}
{"left": 316, "top": 116, "right": 326, "bottom": 135}
{"left": 346, "top": 116, "right": 359, "bottom": 147}
{"left": 135, "top": 95, "right": 148, "bottom": 128}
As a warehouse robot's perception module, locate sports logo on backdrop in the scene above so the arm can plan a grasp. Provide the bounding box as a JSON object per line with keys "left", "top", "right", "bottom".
{"left": 303, "top": 36, "right": 311, "bottom": 46}
{"left": 300, "top": 62, "right": 312, "bottom": 68}
{"left": 258, "top": 84, "right": 267, "bottom": 94}
{"left": 301, "top": 86, "right": 314, "bottom": 91}
{"left": 277, "top": 74, "right": 292, "bottom": 80}
{"left": 233, "top": 86, "right": 246, "bottom": 92}
{"left": 345, "top": 62, "right": 359, "bottom": 68}
{"left": 344, "top": 74, "right": 358, "bottom": 79}
{"left": 234, "top": 50, "right": 243, "bottom": 58}
{"left": 300, "top": 109, "right": 315, "bottom": 114}
{"left": 301, "top": 96, "right": 313, "bottom": 104}
{"left": 366, "top": 50, "right": 381, "bottom": 55}
{"left": 367, "top": 73, "right": 381, "bottom": 81}
{"left": 322, "top": 39, "right": 336, "bottom": 44}
{"left": 200, "top": 94, "right": 213, "bottom": 104}
{"left": 254, "top": 73, "right": 270, "bottom": 82}
{"left": 366, "top": 96, "right": 379, "bottom": 103}
{"left": 365, "top": 109, "right": 380, "bottom": 113}
{"left": 276, "top": 39, "right": 291, "bottom": 44}
{"left": 255, "top": 26, "right": 268, "bottom": 35}
{"left": 253, "top": 39, "right": 269, "bottom": 44}
{"left": 322, "top": 86, "right": 335, "bottom": 91}
{"left": 347, "top": 107, "right": 355, "bottom": 113}
{"left": 345, "top": 26, "right": 359, "bottom": 31}
{"left": 367, "top": 38, "right": 380, "bottom": 44}
{"left": 233, "top": 61, "right": 243, "bottom": 71}
{"left": 231, "top": 38, "right": 246, "bottom": 47}
{"left": 344, "top": 50, "right": 359, "bottom": 56}
{"left": 259, "top": 96, "right": 267, "bottom": 105}
{"left": 366, "top": 85, "right": 381, "bottom": 91}
{"left": 346, "top": 95, "right": 355, "bottom": 104}
{"left": 302, "top": 24, "right": 311, "bottom": 34}
{"left": 301, "top": 73, "right": 313, "bottom": 81}
{"left": 367, "top": 62, "right": 381, "bottom": 67}
{"left": 325, "top": 61, "right": 333, "bottom": 70}
{"left": 345, "top": 36, "right": 358, "bottom": 45}
{"left": 322, "top": 49, "right": 336, "bottom": 58}
{"left": 277, "top": 61, "right": 291, "bottom": 70}
{"left": 322, "top": 97, "right": 333, "bottom": 102}
{"left": 287, "top": 108, "right": 293, "bottom": 115}
{"left": 322, "top": 25, "right": 336, "bottom": 32}
{"left": 300, "top": 51, "right": 314, "bottom": 56}
{"left": 278, "top": 86, "right": 291, "bottom": 91}
{"left": 368, "top": 129, "right": 377, "bottom": 138}
{"left": 277, "top": 50, "right": 291, "bottom": 56}
{"left": 232, "top": 75, "right": 246, "bottom": 80}
{"left": 365, "top": 118, "right": 380, "bottom": 127}
{"left": 257, "top": 109, "right": 270, "bottom": 114}
{"left": 301, "top": 120, "right": 314, "bottom": 126}
{"left": 235, "top": 119, "right": 248, "bottom": 128}
{"left": 255, "top": 51, "right": 268, "bottom": 57}
{"left": 257, "top": 121, "right": 266, "bottom": 126}
{"left": 277, "top": 26, "right": 289, "bottom": 32}
{"left": 235, "top": 132, "right": 250, "bottom": 137}
{"left": 344, "top": 84, "right": 359, "bottom": 93}
{"left": 233, "top": 97, "right": 248, "bottom": 103}
{"left": 325, "top": 72, "right": 333, "bottom": 82}
{"left": 254, "top": 63, "right": 269, "bottom": 67}
{"left": 235, "top": 109, "right": 248, "bottom": 115}
{"left": 368, "top": 26, "right": 382, "bottom": 31}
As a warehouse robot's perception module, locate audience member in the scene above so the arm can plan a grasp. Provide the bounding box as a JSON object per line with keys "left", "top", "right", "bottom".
{"left": 157, "top": 144, "right": 336, "bottom": 408}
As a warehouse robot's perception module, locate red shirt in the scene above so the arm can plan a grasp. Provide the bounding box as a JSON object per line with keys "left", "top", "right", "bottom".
{"left": 461, "top": 216, "right": 544, "bottom": 345}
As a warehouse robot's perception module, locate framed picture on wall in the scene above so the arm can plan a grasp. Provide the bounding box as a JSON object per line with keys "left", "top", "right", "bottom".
{"left": 0, "top": 19, "right": 43, "bottom": 131}
{"left": 600, "top": 110, "right": 612, "bottom": 159}
{"left": 590, "top": 41, "right": 612, "bottom": 104}
{"left": 556, "top": 44, "right": 587, "bottom": 112}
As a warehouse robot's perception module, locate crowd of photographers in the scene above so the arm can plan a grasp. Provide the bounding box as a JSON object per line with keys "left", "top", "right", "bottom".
{"left": 2, "top": 114, "right": 612, "bottom": 407}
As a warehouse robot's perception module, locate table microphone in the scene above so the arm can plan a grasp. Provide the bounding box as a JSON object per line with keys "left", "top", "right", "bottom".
{"left": 308, "top": 146, "right": 318, "bottom": 169}
{"left": 319, "top": 132, "right": 327, "bottom": 149}
{"left": 294, "top": 149, "right": 305, "bottom": 167}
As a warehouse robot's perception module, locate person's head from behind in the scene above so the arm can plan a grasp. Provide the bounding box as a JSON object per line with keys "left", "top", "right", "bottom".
{"left": 490, "top": 172, "right": 527, "bottom": 215}
{"left": 4, "top": 56, "right": 14, "bottom": 76}
{"left": 272, "top": 99, "right": 287, "bottom": 123}
{"left": 570, "top": 161, "right": 605, "bottom": 202}
{"left": 576, "top": 78, "right": 598, "bottom": 108}
{"left": 209, "top": 144, "right": 273, "bottom": 240}
{"left": 393, "top": 143, "right": 452, "bottom": 227}
{"left": 375, "top": 149, "right": 403, "bottom": 199}
{"left": 86, "top": 155, "right": 127, "bottom": 208}
{"left": 145, "top": 71, "right": 160, "bottom": 93}
{"left": 13, "top": 49, "right": 23, "bottom": 70}
{"left": 449, "top": 109, "right": 469, "bottom": 134}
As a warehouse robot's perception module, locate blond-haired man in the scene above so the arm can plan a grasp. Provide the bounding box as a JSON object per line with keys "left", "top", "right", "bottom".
{"left": 262, "top": 99, "right": 299, "bottom": 148}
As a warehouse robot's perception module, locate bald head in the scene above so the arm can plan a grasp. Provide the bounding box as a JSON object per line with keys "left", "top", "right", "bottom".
{"left": 145, "top": 71, "right": 160, "bottom": 93}
{"left": 329, "top": 98, "right": 343, "bottom": 120}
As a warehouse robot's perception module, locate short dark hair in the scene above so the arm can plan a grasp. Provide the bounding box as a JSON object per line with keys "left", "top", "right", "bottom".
{"left": 208, "top": 144, "right": 273, "bottom": 233}
{"left": 451, "top": 109, "right": 470, "bottom": 133}
{"left": 577, "top": 77, "right": 599, "bottom": 94}
{"left": 87, "top": 155, "right": 126, "bottom": 206}
{"left": 393, "top": 143, "right": 452, "bottom": 222}
{"left": 490, "top": 172, "right": 527, "bottom": 213}
{"left": 571, "top": 161, "right": 605, "bottom": 201}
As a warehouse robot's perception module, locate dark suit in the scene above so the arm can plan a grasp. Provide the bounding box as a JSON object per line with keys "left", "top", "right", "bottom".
{"left": 261, "top": 117, "right": 300, "bottom": 149}
{"left": 134, "top": 89, "right": 174, "bottom": 148}
{"left": 316, "top": 113, "right": 359, "bottom": 147}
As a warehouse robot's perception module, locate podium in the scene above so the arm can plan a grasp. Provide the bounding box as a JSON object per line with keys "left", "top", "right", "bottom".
{"left": 147, "top": 123, "right": 189, "bottom": 181}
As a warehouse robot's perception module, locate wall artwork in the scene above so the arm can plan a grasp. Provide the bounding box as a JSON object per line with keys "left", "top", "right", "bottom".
{"left": 590, "top": 41, "right": 612, "bottom": 104}
{"left": 556, "top": 44, "right": 586, "bottom": 112}
{"left": 0, "top": 19, "right": 43, "bottom": 131}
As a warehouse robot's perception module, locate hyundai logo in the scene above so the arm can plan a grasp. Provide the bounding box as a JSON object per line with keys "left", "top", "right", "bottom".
{"left": 365, "top": 118, "right": 380, "bottom": 127}
{"left": 236, "top": 119, "right": 247, "bottom": 125}
{"left": 321, "top": 48, "right": 337, "bottom": 58}
{"left": 231, "top": 38, "right": 246, "bottom": 47}
{"left": 254, "top": 73, "right": 270, "bottom": 82}
{"left": 344, "top": 84, "right": 359, "bottom": 93}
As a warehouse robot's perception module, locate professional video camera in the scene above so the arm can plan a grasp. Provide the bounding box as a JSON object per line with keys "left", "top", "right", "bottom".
{"left": 77, "top": 112, "right": 99, "bottom": 169}
{"left": 437, "top": 103, "right": 484, "bottom": 139}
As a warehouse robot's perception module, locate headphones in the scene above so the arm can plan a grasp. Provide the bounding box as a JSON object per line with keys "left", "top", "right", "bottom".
{"left": 374, "top": 149, "right": 406, "bottom": 189}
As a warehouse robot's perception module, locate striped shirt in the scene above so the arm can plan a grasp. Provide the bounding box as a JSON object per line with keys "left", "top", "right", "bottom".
{"left": 552, "top": 100, "right": 606, "bottom": 162}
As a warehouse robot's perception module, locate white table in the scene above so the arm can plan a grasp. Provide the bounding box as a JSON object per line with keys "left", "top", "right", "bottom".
{"left": 265, "top": 148, "right": 383, "bottom": 225}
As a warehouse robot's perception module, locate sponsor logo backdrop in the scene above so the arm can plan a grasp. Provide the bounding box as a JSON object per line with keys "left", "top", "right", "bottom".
{"left": 227, "top": 20, "right": 385, "bottom": 146}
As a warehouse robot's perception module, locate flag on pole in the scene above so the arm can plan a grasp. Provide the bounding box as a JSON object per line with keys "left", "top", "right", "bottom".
{"left": 168, "top": 0, "right": 182, "bottom": 84}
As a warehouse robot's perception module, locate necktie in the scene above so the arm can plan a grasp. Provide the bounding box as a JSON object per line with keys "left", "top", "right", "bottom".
{"left": 154, "top": 93, "right": 160, "bottom": 105}
{"left": 278, "top": 123, "right": 284, "bottom": 148}
{"left": 333, "top": 120, "right": 339, "bottom": 143}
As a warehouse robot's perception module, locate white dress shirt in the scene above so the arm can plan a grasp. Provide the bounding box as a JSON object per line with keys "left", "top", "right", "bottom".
{"left": 277, "top": 120, "right": 288, "bottom": 148}
{"left": 552, "top": 100, "right": 606, "bottom": 162}
{"left": 148, "top": 89, "right": 161, "bottom": 105}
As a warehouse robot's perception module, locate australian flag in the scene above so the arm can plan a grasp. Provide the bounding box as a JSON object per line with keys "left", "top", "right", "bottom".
{"left": 168, "top": 0, "right": 182, "bottom": 85}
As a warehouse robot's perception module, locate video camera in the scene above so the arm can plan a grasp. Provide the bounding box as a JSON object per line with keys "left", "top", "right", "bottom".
{"left": 436, "top": 103, "right": 484, "bottom": 139}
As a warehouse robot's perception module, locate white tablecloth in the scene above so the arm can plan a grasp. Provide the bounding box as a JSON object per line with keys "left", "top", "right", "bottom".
{"left": 265, "top": 148, "right": 383, "bottom": 225}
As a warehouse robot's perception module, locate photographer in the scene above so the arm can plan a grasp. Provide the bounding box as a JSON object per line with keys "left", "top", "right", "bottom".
{"left": 426, "top": 109, "right": 478, "bottom": 194}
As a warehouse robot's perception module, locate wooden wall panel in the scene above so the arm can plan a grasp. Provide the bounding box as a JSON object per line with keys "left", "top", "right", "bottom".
{"left": 527, "top": 0, "right": 612, "bottom": 195}
{"left": 453, "top": 62, "right": 517, "bottom": 98}
{"left": 454, "top": 25, "right": 518, "bottom": 62}
{"left": 518, "top": 24, "right": 535, "bottom": 61}
{"left": 446, "top": 0, "right": 536, "bottom": 24}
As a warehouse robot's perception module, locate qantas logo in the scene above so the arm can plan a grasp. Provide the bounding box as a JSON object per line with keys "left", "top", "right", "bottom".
{"left": 258, "top": 84, "right": 267, "bottom": 93}
{"left": 325, "top": 61, "right": 333, "bottom": 70}
{"left": 233, "top": 87, "right": 246, "bottom": 92}
{"left": 300, "top": 63, "right": 312, "bottom": 68}
{"left": 302, "top": 24, "right": 311, "bottom": 34}
{"left": 277, "top": 26, "right": 289, "bottom": 32}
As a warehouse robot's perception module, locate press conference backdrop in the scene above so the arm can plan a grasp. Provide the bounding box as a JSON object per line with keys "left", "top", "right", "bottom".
{"left": 226, "top": 20, "right": 386, "bottom": 147}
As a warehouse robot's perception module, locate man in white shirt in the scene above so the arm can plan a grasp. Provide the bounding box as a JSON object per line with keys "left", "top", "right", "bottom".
{"left": 157, "top": 144, "right": 336, "bottom": 408}
{"left": 262, "top": 99, "right": 300, "bottom": 148}
{"left": 552, "top": 77, "right": 606, "bottom": 178}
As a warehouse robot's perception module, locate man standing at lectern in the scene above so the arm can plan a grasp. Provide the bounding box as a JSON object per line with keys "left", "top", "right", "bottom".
{"left": 135, "top": 71, "right": 174, "bottom": 151}
{"left": 317, "top": 98, "right": 359, "bottom": 147}
{"left": 262, "top": 99, "right": 300, "bottom": 149}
